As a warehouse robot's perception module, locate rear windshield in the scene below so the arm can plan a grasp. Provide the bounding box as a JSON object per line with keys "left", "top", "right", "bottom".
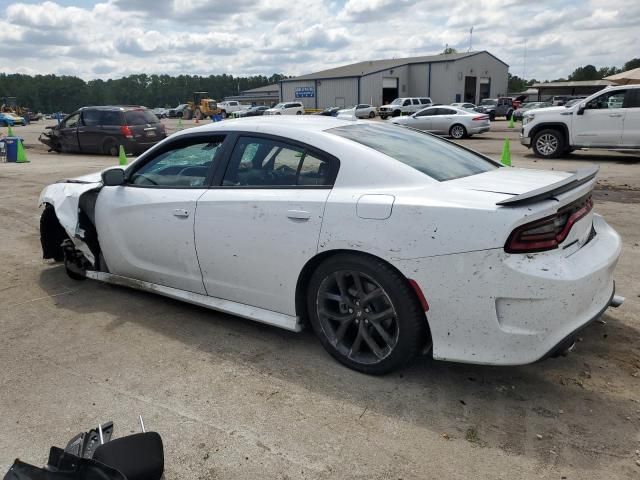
{"left": 328, "top": 123, "right": 499, "bottom": 181}
{"left": 125, "top": 109, "right": 159, "bottom": 125}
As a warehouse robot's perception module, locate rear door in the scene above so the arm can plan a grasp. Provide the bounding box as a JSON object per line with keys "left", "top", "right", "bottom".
{"left": 194, "top": 134, "right": 338, "bottom": 315}
{"left": 573, "top": 89, "right": 627, "bottom": 146}
{"left": 58, "top": 112, "right": 81, "bottom": 152}
{"left": 622, "top": 89, "right": 640, "bottom": 147}
{"left": 95, "top": 134, "right": 226, "bottom": 293}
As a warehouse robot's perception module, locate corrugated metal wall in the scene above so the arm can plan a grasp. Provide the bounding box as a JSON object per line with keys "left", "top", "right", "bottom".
{"left": 281, "top": 53, "right": 508, "bottom": 109}
{"left": 360, "top": 65, "right": 409, "bottom": 107}
{"left": 317, "top": 78, "right": 358, "bottom": 108}
{"left": 280, "top": 80, "right": 316, "bottom": 109}
{"left": 429, "top": 54, "right": 508, "bottom": 104}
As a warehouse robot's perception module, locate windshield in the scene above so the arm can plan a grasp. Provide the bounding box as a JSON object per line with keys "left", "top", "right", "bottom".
{"left": 124, "top": 109, "right": 159, "bottom": 125}
{"left": 390, "top": 99, "right": 403, "bottom": 105}
{"left": 480, "top": 99, "right": 497, "bottom": 106}
{"left": 329, "top": 123, "right": 498, "bottom": 181}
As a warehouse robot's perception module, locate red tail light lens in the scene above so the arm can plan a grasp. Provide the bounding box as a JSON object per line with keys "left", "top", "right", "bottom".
{"left": 472, "top": 115, "right": 489, "bottom": 121}
{"left": 505, "top": 195, "right": 593, "bottom": 253}
{"left": 120, "top": 126, "right": 133, "bottom": 138}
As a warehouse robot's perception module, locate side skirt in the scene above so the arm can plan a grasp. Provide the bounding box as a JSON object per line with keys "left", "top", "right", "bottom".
{"left": 85, "top": 271, "right": 302, "bottom": 332}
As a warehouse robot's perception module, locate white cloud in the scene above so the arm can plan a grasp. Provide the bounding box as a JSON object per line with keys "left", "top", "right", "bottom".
{"left": 0, "top": 0, "right": 638, "bottom": 81}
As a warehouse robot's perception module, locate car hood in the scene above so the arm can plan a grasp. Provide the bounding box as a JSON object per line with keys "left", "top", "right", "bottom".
{"left": 446, "top": 167, "right": 573, "bottom": 195}
{"left": 523, "top": 106, "right": 568, "bottom": 115}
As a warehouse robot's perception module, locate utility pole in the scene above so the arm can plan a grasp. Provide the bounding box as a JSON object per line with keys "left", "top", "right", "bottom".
{"left": 468, "top": 26, "right": 473, "bottom": 52}
{"left": 523, "top": 40, "right": 527, "bottom": 80}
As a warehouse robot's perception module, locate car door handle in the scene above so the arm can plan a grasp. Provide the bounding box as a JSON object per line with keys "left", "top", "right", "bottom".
{"left": 173, "top": 209, "right": 189, "bottom": 218}
{"left": 287, "top": 209, "right": 311, "bottom": 220}
{"left": 609, "top": 113, "right": 623, "bottom": 117}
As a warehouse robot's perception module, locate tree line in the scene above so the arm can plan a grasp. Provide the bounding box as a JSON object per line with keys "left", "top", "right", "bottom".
{"left": 508, "top": 58, "right": 640, "bottom": 93}
{"left": 0, "top": 73, "right": 288, "bottom": 113}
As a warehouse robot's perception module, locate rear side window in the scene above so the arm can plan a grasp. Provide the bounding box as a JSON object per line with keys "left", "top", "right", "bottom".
{"left": 419, "top": 98, "right": 431, "bottom": 104}
{"left": 329, "top": 123, "right": 498, "bottom": 182}
{"left": 412, "top": 99, "right": 420, "bottom": 105}
{"left": 125, "top": 109, "right": 159, "bottom": 125}
{"left": 223, "top": 136, "right": 332, "bottom": 187}
{"left": 99, "top": 111, "right": 123, "bottom": 126}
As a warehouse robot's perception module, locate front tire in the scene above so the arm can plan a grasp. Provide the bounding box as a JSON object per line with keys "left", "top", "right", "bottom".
{"left": 307, "top": 254, "right": 428, "bottom": 375}
{"left": 533, "top": 129, "right": 564, "bottom": 158}
{"left": 449, "top": 124, "right": 467, "bottom": 139}
{"left": 392, "top": 110, "right": 401, "bottom": 117}
{"left": 369, "top": 111, "right": 375, "bottom": 118}
{"left": 380, "top": 114, "right": 387, "bottom": 120}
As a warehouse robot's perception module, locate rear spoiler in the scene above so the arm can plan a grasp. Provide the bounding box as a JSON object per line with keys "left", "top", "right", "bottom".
{"left": 496, "top": 165, "right": 599, "bottom": 206}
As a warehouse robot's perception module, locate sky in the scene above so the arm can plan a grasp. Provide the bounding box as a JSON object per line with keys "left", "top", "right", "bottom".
{"left": 0, "top": 0, "right": 638, "bottom": 81}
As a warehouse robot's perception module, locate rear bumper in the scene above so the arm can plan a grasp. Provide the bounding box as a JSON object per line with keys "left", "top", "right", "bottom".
{"left": 124, "top": 136, "right": 165, "bottom": 154}
{"left": 469, "top": 125, "right": 490, "bottom": 134}
{"left": 393, "top": 214, "right": 622, "bottom": 365}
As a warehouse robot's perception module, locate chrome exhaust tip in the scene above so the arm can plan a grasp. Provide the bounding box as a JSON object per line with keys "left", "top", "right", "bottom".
{"left": 610, "top": 295, "right": 625, "bottom": 308}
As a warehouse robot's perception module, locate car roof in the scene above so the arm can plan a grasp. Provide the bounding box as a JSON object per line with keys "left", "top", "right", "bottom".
{"left": 79, "top": 106, "right": 149, "bottom": 111}
{"left": 172, "top": 115, "right": 365, "bottom": 138}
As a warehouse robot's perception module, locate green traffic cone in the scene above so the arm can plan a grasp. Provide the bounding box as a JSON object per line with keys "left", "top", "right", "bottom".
{"left": 7, "top": 125, "right": 14, "bottom": 137}
{"left": 16, "top": 139, "right": 29, "bottom": 163}
{"left": 508, "top": 114, "right": 515, "bottom": 128}
{"left": 177, "top": 118, "right": 183, "bottom": 131}
{"left": 118, "top": 145, "right": 127, "bottom": 166}
{"left": 501, "top": 138, "right": 511, "bottom": 166}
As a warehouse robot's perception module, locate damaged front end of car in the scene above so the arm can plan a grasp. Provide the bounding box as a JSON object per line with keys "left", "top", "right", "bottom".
{"left": 39, "top": 172, "right": 105, "bottom": 279}
{"left": 39, "top": 125, "right": 63, "bottom": 152}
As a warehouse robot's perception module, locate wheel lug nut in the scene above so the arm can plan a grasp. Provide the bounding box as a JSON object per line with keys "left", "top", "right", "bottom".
{"left": 348, "top": 309, "right": 353, "bottom": 313}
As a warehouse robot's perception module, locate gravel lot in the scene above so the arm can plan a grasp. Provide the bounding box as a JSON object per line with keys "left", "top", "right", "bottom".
{"left": 1, "top": 118, "right": 639, "bottom": 479}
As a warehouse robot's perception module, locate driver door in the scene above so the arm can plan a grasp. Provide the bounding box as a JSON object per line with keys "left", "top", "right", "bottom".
{"left": 410, "top": 108, "right": 435, "bottom": 130}
{"left": 94, "top": 134, "right": 227, "bottom": 294}
{"left": 58, "top": 112, "right": 81, "bottom": 152}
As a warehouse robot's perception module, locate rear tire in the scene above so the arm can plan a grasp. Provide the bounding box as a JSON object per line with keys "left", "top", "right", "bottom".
{"left": 533, "top": 129, "right": 565, "bottom": 158}
{"left": 449, "top": 124, "right": 467, "bottom": 139}
{"left": 369, "top": 111, "right": 375, "bottom": 118}
{"left": 489, "top": 112, "right": 496, "bottom": 121}
{"left": 103, "top": 139, "right": 119, "bottom": 157}
{"left": 307, "top": 253, "right": 428, "bottom": 375}
{"left": 296, "top": 111, "right": 302, "bottom": 115}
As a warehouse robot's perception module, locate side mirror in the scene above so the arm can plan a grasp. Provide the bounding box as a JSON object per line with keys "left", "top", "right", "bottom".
{"left": 102, "top": 168, "right": 125, "bottom": 186}
{"left": 577, "top": 102, "right": 587, "bottom": 115}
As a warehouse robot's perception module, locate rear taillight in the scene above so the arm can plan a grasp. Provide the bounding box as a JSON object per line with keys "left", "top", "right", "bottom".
{"left": 472, "top": 115, "right": 489, "bottom": 121}
{"left": 505, "top": 195, "right": 593, "bottom": 253}
{"left": 120, "top": 126, "right": 133, "bottom": 138}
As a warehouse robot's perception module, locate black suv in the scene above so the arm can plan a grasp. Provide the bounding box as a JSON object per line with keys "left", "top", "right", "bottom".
{"left": 39, "top": 106, "right": 166, "bottom": 155}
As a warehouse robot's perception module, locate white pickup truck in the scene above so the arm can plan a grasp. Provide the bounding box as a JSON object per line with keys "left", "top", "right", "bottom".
{"left": 521, "top": 84, "right": 640, "bottom": 158}
{"left": 217, "top": 101, "right": 251, "bottom": 117}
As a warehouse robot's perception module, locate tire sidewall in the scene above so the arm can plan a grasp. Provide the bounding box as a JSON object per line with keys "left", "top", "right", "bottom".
{"left": 533, "top": 129, "right": 564, "bottom": 158}
{"left": 450, "top": 124, "right": 466, "bottom": 139}
{"left": 306, "top": 254, "right": 427, "bottom": 374}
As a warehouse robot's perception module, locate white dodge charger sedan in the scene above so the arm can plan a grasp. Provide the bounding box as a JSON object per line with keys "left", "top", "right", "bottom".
{"left": 39, "top": 116, "right": 623, "bottom": 374}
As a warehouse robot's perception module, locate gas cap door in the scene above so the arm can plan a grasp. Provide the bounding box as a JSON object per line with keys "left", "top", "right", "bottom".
{"left": 356, "top": 194, "right": 395, "bottom": 220}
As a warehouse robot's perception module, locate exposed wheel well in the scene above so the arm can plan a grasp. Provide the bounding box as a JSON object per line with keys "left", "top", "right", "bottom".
{"left": 295, "top": 250, "right": 431, "bottom": 339}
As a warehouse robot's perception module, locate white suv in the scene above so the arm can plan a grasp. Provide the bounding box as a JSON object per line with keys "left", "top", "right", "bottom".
{"left": 378, "top": 97, "right": 432, "bottom": 119}
{"left": 264, "top": 102, "right": 305, "bottom": 115}
{"left": 521, "top": 85, "right": 640, "bottom": 158}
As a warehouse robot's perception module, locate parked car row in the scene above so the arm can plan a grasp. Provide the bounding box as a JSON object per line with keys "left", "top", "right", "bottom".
{"left": 0, "top": 112, "right": 27, "bottom": 126}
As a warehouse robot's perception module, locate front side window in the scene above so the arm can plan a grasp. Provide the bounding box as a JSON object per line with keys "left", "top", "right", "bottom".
{"left": 130, "top": 139, "right": 223, "bottom": 187}
{"left": 403, "top": 100, "right": 411, "bottom": 106}
{"left": 329, "top": 123, "right": 498, "bottom": 182}
{"left": 415, "top": 108, "right": 436, "bottom": 117}
{"left": 586, "top": 90, "right": 627, "bottom": 110}
{"left": 223, "top": 136, "right": 332, "bottom": 187}
{"left": 411, "top": 99, "right": 420, "bottom": 105}
{"left": 62, "top": 113, "right": 80, "bottom": 128}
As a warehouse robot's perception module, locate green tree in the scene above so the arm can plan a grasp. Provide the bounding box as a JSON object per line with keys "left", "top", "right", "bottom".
{"left": 441, "top": 47, "right": 458, "bottom": 55}
{"left": 623, "top": 58, "right": 640, "bottom": 71}
{"left": 568, "top": 65, "right": 600, "bottom": 81}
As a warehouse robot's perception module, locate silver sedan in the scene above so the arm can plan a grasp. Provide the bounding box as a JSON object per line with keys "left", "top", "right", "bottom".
{"left": 390, "top": 106, "right": 491, "bottom": 139}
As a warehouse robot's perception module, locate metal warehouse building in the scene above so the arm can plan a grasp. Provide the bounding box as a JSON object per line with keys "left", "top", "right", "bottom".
{"left": 279, "top": 51, "right": 508, "bottom": 109}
